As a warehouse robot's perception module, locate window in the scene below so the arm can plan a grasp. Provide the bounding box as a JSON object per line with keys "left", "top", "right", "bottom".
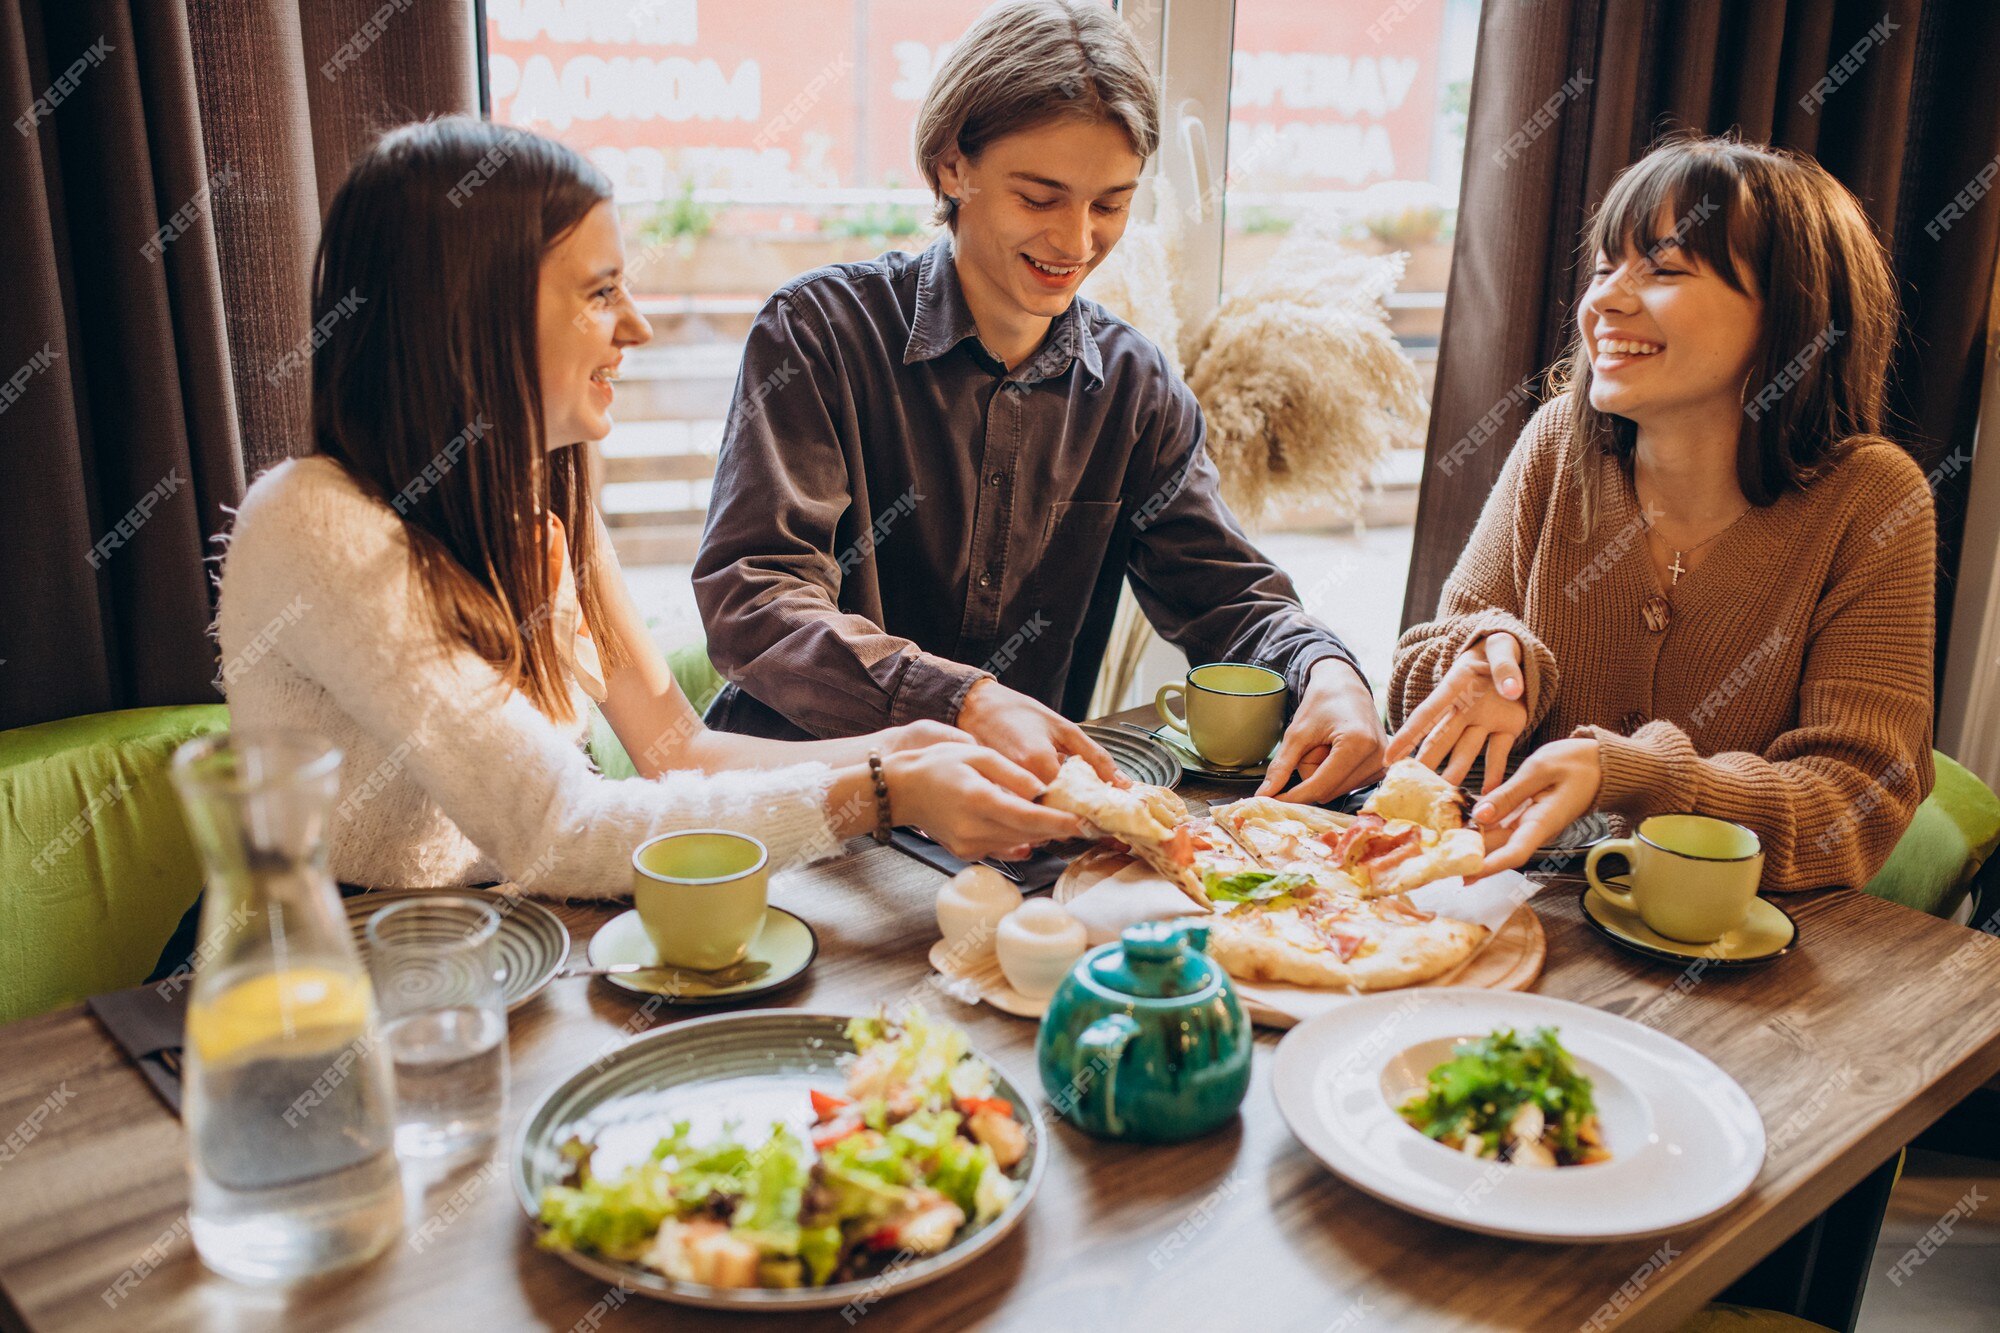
{"left": 1200, "top": 0, "right": 1477, "bottom": 691}
{"left": 479, "top": 0, "right": 1479, "bottom": 700}
{"left": 485, "top": 0, "right": 999, "bottom": 645}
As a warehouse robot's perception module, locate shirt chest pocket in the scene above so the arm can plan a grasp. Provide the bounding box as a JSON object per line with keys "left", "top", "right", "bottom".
{"left": 1042, "top": 500, "right": 1123, "bottom": 544}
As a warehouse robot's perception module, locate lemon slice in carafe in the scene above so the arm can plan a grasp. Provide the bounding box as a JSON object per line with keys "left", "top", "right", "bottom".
{"left": 187, "top": 967, "right": 373, "bottom": 1066}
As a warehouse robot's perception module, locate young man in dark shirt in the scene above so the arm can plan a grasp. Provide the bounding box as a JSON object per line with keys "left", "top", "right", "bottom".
{"left": 695, "top": 0, "right": 1387, "bottom": 803}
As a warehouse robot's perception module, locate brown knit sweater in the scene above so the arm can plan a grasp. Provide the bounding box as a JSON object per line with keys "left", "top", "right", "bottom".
{"left": 1392, "top": 400, "right": 1936, "bottom": 892}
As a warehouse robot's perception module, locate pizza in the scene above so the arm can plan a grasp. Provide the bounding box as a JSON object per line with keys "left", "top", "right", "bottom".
{"left": 1041, "top": 757, "right": 1213, "bottom": 907}
{"left": 1040, "top": 757, "right": 1498, "bottom": 991}
{"left": 1323, "top": 814, "right": 1487, "bottom": 897}
{"left": 1212, "top": 796, "right": 1484, "bottom": 899}
{"left": 1208, "top": 796, "right": 1357, "bottom": 883}
{"left": 1167, "top": 815, "right": 1265, "bottom": 885}
{"left": 1364, "top": 758, "right": 1471, "bottom": 831}
{"left": 1201, "top": 882, "right": 1489, "bottom": 990}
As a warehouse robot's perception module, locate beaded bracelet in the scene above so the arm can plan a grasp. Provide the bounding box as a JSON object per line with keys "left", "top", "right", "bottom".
{"left": 867, "top": 749, "right": 894, "bottom": 844}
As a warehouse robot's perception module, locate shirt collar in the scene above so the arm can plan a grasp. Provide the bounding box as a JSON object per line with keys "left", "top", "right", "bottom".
{"left": 904, "top": 231, "right": 1104, "bottom": 388}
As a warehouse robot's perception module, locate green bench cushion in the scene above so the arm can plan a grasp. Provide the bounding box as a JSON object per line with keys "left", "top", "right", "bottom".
{"left": 1864, "top": 751, "right": 2000, "bottom": 917}
{"left": 0, "top": 704, "right": 229, "bottom": 1022}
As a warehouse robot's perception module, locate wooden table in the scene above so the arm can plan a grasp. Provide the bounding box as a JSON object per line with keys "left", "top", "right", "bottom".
{"left": 6, "top": 735, "right": 2000, "bottom": 1333}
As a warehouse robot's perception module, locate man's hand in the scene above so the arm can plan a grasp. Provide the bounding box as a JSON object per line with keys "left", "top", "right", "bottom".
{"left": 1470, "top": 736, "right": 1602, "bottom": 875}
{"left": 955, "top": 679, "right": 1123, "bottom": 785}
{"left": 1256, "top": 657, "right": 1388, "bottom": 803}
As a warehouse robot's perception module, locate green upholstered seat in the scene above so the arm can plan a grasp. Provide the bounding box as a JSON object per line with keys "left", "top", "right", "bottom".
{"left": 1863, "top": 751, "right": 2000, "bottom": 918}
{"left": 586, "top": 641, "right": 728, "bottom": 780}
{"left": 0, "top": 704, "right": 229, "bottom": 1022}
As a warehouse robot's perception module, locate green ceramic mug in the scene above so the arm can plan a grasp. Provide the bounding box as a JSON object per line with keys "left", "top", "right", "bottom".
{"left": 1585, "top": 814, "right": 1764, "bottom": 944}
{"left": 1155, "top": 662, "right": 1287, "bottom": 769}
{"left": 632, "top": 830, "right": 769, "bottom": 970}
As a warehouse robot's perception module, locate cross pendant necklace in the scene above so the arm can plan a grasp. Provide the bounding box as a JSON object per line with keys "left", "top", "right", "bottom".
{"left": 1644, "top": 502, "right": 1753, "bottom": 588}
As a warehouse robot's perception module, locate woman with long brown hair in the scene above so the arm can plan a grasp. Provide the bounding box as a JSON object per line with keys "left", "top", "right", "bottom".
{"left": 213, "top": 117, "right": 1080, "bottom": 895}
{"left": 1388, "top": 134, "right": 1935, "bottom": 891}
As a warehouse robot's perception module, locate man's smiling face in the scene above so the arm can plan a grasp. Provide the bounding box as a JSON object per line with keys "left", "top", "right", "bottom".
{"left": 935, "top": 117, "right": 1143, "bottom": 362}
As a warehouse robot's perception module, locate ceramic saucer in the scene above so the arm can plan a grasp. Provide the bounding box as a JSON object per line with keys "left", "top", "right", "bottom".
{"left": 1579, "top": 885, "right": 1797, "bottom": 966}
{"left": 1149, "top": 723, "right": 1275, "bottom": 781}
{"left": 586, "top": 906, "right": 817, "bottom": 1001}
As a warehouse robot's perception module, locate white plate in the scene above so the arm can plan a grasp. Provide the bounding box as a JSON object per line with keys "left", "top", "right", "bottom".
{"left": 1271, "top": 989, "right": 1764, "bottom": 1243}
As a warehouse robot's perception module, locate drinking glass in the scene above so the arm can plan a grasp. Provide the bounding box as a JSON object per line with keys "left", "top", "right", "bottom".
{"left": 366, "top": 897, "right": 508, "bottom": 1164}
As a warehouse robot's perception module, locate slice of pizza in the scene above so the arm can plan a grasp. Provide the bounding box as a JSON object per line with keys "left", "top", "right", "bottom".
{"left": 1324, "top": 813, "right": 1487, "bottom": 896}
{"left": 1040, "top": 757, "right": 1213, "bottom": 908}
{"left": 1169, "top": 815, "right": 1272, "bottom": 901}
{"left": 1208, "top": 797, "right": 1362, "bottom": 887}
{"left": 1363, "top": 758, "right": 1470, "bottom": 831}
{"left": 1216, "top": 794, "right": 1484, "bottom": 898}
{"left": 1202, "top": 886, "right": 1488, "bottom": 991}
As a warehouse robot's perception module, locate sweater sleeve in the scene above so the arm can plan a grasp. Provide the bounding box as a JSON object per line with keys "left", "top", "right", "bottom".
{"left": 237, "top": 466, "right": 844, "bottom": 899}
{"left": 1582, "top": 450, "right": 1937, "bottom": 892}
{"left": 1391, "top": 403, "right": 1562, "bottom": 736}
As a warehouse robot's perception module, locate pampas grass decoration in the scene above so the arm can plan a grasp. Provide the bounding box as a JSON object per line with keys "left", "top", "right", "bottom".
{"left": 1183, "top": 221, "right": 1428, "bottom": 526}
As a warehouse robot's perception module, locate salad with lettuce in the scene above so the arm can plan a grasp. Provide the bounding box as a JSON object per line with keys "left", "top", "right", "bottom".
{"left": 536, "top": 1009, "right": 1029, "bottom": 1289}
{"left": 1397, "top": 1026, "right": 1611, "bottom": 1168}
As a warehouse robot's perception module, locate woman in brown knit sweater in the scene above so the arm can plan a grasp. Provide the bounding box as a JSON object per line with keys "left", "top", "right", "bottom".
{"left": 1388, "top": 135, "right": 1936, "bottom": 892}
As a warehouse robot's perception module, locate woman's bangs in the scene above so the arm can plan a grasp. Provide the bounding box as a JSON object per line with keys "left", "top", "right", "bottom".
{"left": 1587, "top": 146, "right": 1757, "bottom": 294}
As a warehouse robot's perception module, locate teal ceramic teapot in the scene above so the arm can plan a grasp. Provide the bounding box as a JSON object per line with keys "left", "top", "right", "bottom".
{"left": 1037, "top": 921, "right": 1252, "bottom": 1142}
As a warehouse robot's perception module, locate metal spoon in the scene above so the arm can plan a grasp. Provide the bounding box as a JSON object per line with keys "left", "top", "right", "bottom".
{"left": 560, "top": 958, "right": 771, "bottom": 986}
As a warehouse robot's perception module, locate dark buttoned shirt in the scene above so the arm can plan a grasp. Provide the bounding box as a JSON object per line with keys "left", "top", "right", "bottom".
{"left": 692, "top": 232, "right": 1362, "bottom": 740}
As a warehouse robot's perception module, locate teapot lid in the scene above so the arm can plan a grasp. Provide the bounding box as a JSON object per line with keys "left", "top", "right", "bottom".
{"left": 1086, "top": 921, "right": 1216, "bottom": 1000}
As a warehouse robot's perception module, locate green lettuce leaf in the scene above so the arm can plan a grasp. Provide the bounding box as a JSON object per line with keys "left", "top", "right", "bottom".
{"left": 1203, "top": 869, "right": 1312, "bottom": 903}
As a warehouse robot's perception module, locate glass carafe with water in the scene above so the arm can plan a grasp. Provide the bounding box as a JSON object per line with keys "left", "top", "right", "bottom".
{"left": 170, "top": 730, "right": 403, "bottom": 1283}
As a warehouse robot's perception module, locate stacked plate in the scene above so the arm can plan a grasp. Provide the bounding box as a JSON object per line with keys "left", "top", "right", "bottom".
{"left": 1079, "top": 723, "right": 1182, "bottom": 787}
{"left": 344, "top": 887, "right": 568, "bottom": 1010}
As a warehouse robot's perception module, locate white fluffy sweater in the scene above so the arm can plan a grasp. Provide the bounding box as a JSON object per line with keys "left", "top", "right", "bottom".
{"left": 214, "top": 456, "right": 840, "bottom": 898}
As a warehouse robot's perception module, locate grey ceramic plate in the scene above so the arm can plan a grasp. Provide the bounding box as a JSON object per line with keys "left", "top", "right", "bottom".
{"left": 1081, "top": 723, "right": 1183, "bottom": 788}
{"left": 1543, "top": 811, "right": 1613, "bottom": 857}
{"left": 344, "top": 887, "right": 568, "bottom": 1011}
{"left": 513, "top": 1010, "right": 1047, "bottom": 1310}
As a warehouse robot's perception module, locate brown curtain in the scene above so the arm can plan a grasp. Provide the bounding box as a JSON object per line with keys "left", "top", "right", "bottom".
{"left": 1404, "top": 0, "right": 2000, "bottom": 683}
{"left": 0, "top": 0, "right": 473, "bottom": 732}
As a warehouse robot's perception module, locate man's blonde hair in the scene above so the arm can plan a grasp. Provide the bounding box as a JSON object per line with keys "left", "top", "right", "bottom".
{"left": 915, "top": 0, "right": 1160, "bottom": 229}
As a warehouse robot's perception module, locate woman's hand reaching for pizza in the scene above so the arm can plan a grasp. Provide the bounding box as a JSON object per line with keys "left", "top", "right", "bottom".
{"left": 1469, "top": 737, "right": 1601, "bottom": 875}
{"left": 1386, "top": 632, "right": 1529, "bottom": 793}
{"left": 875, "top": 742, "right": 1085, "bottom": 862}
